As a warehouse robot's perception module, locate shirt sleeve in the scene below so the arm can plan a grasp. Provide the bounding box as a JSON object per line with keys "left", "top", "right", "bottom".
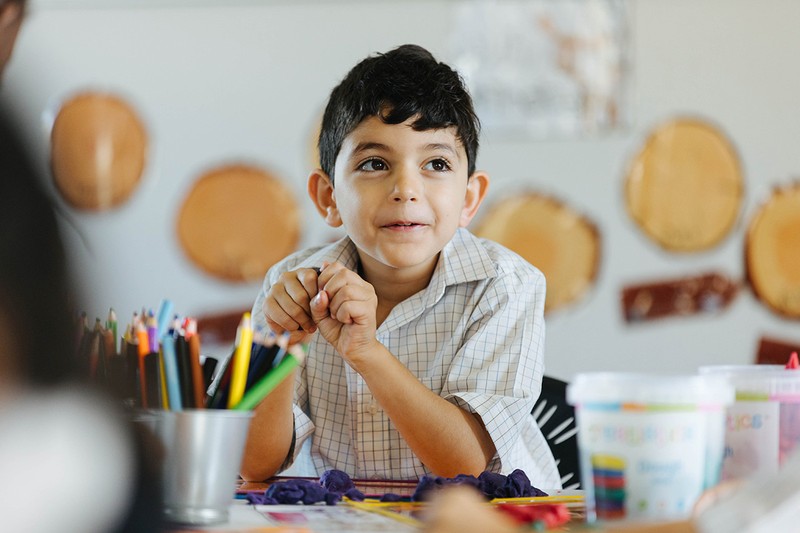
{"left": 441, "top": 264, "right": 546, "bottom": 473}
{"left": 250, "top": 271, "right": 271, "bottom": 335}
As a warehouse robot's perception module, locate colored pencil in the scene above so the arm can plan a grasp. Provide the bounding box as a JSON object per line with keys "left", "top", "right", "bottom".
{"left": 156, "top": 299, "right": 174, "bottom": 338}
{"left": 105, "top": 307, "right": 117, "bottom": 355}
{"left": 233, "top": 344, "right": 305, "bottom": 411}
{"left": 175, "top": 334, "right": 194, "bottom": 407}
{"left": 161, "top": 332, "right": 182, "bottom": 410}
{"left": 186, "top": 319, "right": 205, "bottom": 408}
{"left": 344, "top": 500, "right": 422, "bottom": 527}
{"left": 227, "top": 312, "right": 253, "bottom": 408}
{"left": 135, "top": 320, "right": 150, "bottom": 408}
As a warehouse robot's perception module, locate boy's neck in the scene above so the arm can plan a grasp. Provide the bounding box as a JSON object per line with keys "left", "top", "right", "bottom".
{"left": 356, "top": 251, "right": 440, "bottom": 326}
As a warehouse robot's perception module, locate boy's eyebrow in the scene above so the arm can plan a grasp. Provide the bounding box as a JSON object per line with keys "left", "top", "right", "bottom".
{"left": 351, "top": 142, "right": 391, "bottom": 156}
{"left": 350, "top": 142, "right": 459, "bottom": 157}
{"left": 424, "top": 143, "right": 459, "bottom": 157}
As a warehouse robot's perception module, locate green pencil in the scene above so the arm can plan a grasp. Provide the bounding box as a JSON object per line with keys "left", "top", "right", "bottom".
{"left": 232, "top": 344, "right": 306, "bottom": 411}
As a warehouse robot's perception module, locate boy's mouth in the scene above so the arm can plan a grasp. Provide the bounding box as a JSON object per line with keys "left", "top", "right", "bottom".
{"left": 384, "top": 221, "right": 425, "bottom": 229}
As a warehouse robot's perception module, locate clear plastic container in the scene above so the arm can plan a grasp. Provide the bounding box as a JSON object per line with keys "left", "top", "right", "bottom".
{"left": 699, "top": 364, "right": 800, "bottom": 480}
{"left": 567, "top": 372, "right": 733, "bottom": 523}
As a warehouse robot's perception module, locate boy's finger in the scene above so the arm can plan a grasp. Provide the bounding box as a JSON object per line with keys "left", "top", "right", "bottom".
{"left": 316, "top": 261, "right": 350, "bottom": 288}
{"left": 264, "top": 295, "right": 311, "bottom": 333}
{"left": 327, "top": 284, "right": 373, "bottom": 321}
{"left": 297, "top": 267, "right": 320, "bottom": 297}
{"left": 264, "top": 301, "right": 300, "bottom": 332}
{"left": 309, "top": 290, "right": 331, "bottom": 323}
{"left": 287, "top": 330, "right": 310, "bottom": 345}
{"left": 265, "top": 317, "right": 288, "bottom": 335}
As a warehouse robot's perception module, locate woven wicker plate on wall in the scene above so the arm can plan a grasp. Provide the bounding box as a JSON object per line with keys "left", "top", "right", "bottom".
{"left": 49, "top": 91, "right": 147, "bottom": 211}
{"left": 745, "top": 182, "right": 800, "bottom": 319}
{"left": 473, "top": 192, "right": 601, "bottom": 313}
{"left": 176, "top": 164, "right": 300, "bottom": 283}
{"left": 625, "top": 117, "right": 744, "bottom": 252}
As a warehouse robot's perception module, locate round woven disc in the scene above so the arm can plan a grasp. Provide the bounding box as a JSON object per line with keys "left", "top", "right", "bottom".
{"left": 745, "top": 183, "right": 800, "bottom": 318}
{"left": 625, "top": 118, "right": 743, "bottom": 252}
{"left": 177, "top": 165, "right": 301, "bottom": 282}
{"left": 473, "top": 193, "right": 600, "bottom": 313}
{"left": 50, "top": 91, "right": 147, "bottom": 211}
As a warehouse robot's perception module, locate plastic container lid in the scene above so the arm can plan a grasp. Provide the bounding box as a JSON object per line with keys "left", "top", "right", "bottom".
{"left": 567, "top": 372, "right": 734, "bottom": 406}
{"left": 699, "top": 365, "right": 800, "bottom": 398}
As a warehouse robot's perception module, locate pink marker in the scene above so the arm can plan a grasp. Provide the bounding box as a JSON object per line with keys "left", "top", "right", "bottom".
{"left": 786, "top": 351, "right": 799, "bottom": 370}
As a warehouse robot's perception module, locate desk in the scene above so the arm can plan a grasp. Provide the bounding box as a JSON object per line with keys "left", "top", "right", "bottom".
{"left": 172, "top": 479, "right": 585, "bottom": 532}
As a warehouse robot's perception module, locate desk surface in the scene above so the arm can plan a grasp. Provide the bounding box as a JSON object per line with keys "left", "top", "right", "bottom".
{"left": 172, "top": 481, "right": 585, "bottom": 533}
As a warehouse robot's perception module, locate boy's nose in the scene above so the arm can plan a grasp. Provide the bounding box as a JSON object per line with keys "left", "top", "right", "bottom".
{"left": 391, "top": 169, "right": 419, "bottom": 202}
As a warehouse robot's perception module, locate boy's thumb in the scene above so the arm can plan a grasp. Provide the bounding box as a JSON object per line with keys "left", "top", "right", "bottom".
{"left": 310, "top": 290, "right": 330, "bottom": 322}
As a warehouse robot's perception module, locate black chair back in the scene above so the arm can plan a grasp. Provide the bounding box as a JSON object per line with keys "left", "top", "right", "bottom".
{"left": 531, "top": 375, "right": 581, "bottom": 489}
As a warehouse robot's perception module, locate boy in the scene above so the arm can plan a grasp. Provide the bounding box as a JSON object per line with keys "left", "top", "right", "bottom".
{"left": 242, "top": 44, "right": 560, "bottom": 488}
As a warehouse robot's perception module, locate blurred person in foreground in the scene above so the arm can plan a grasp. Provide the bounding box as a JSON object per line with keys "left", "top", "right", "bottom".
{"left": 1, "top": 8, "right": 163, "bottom": 525}
{"left": 0, "top": 0, "right": 24, "bottom": 79}
{"left": 0, "top": 102, "right": 164, "bottom": 532}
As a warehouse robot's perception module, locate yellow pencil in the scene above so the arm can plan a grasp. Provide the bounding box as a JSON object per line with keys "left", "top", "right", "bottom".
{"left": 227, "top": 312, "right": 253, "bottom": 408}
{"left": 489, "top": 493, "right": 585, "bottom": 504}
{"left": 158, "top": 347, "right": 169, "bottom": 410}
{"left": 345, "top": 500, "right": 423, "bottom": 527}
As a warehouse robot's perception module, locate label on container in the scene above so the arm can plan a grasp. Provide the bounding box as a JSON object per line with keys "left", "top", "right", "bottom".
{"left": 577, "top": 408, "right": 712, "bottom": 522}
{"left": 722, "top": 400, "right": 779, "bottom": 480}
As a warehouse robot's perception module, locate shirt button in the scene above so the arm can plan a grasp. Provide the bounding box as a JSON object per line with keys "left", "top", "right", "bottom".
{"left": 370, "top": 474, "right": 383, "bottom": 480}
{"left": 368, "top": 400, "right": 379, "bottom": 415}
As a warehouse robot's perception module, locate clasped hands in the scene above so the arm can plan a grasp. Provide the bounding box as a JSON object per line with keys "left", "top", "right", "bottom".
{"left": 263, "top": 262, "right": 379, "bottom": 370}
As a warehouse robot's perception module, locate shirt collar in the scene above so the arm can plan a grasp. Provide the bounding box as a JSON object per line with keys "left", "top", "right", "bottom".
{"left": 301, "top": 235, "right": 361, "bottom": 271}
{"left": 441, "top": 227, "right": 498, "bottom": 284}
{"left": 423, "top": 228, "right": 498, "bottom": 307}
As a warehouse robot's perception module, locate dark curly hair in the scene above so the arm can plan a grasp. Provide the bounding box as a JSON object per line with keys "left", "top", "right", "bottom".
{"left": 318, "top": 44, "right": 480, "bottom": 182}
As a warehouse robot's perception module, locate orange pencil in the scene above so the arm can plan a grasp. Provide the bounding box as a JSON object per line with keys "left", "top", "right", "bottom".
{"left": 136, "top": 321, "right": 150, "bottom": 408}
{"left": 186, "top": 319, "right": 205, "bottom": 408}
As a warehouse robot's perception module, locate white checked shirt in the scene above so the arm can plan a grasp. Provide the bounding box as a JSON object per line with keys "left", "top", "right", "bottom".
{"left": 251, "top": 228, "right": 561, "bottom": 488}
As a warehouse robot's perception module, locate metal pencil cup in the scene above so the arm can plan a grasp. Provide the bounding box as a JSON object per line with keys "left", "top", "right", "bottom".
{"left": 154, "top": 409, "right": 254, "bottom": 526}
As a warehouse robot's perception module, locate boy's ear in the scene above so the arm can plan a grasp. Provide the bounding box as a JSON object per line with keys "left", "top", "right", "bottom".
{"left": 307, "top": 169, "right": 343, "bottom": 227}
{"left": 459, "top": 171, "right": 490, "bottom": 227}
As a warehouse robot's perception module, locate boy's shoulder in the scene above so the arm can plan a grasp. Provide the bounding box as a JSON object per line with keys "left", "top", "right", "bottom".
{"left": 446, "top": 228, "right": 545, "bottom": 285}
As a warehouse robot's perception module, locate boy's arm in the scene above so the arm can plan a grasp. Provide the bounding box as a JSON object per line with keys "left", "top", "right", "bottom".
{"left": 359, "top": 342, "right": 496, "bottom": 477}
{"left": 239, "top": 370, "right": 296, "bottom": 481}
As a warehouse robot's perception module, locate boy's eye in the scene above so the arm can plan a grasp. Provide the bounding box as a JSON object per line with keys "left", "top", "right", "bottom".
{"left": 423, "top": 158, "right": 451, "bottom": 172}
{"left": 358, "top": 158, "right": 387, "bottom": 171}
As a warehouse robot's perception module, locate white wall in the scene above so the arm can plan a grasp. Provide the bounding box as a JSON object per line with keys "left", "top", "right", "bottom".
{"left": 3, "top": 0, "right": 799, "bottom": 379}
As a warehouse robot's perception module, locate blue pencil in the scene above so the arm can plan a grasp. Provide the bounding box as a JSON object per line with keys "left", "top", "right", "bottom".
{"left": 161, "top": 332, "right": 182, "bottom": 410}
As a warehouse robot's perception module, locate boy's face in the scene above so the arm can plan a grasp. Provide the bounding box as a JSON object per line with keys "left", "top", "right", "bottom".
{"left": 314, "top": 115, "right": 486, "bottom": 277}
